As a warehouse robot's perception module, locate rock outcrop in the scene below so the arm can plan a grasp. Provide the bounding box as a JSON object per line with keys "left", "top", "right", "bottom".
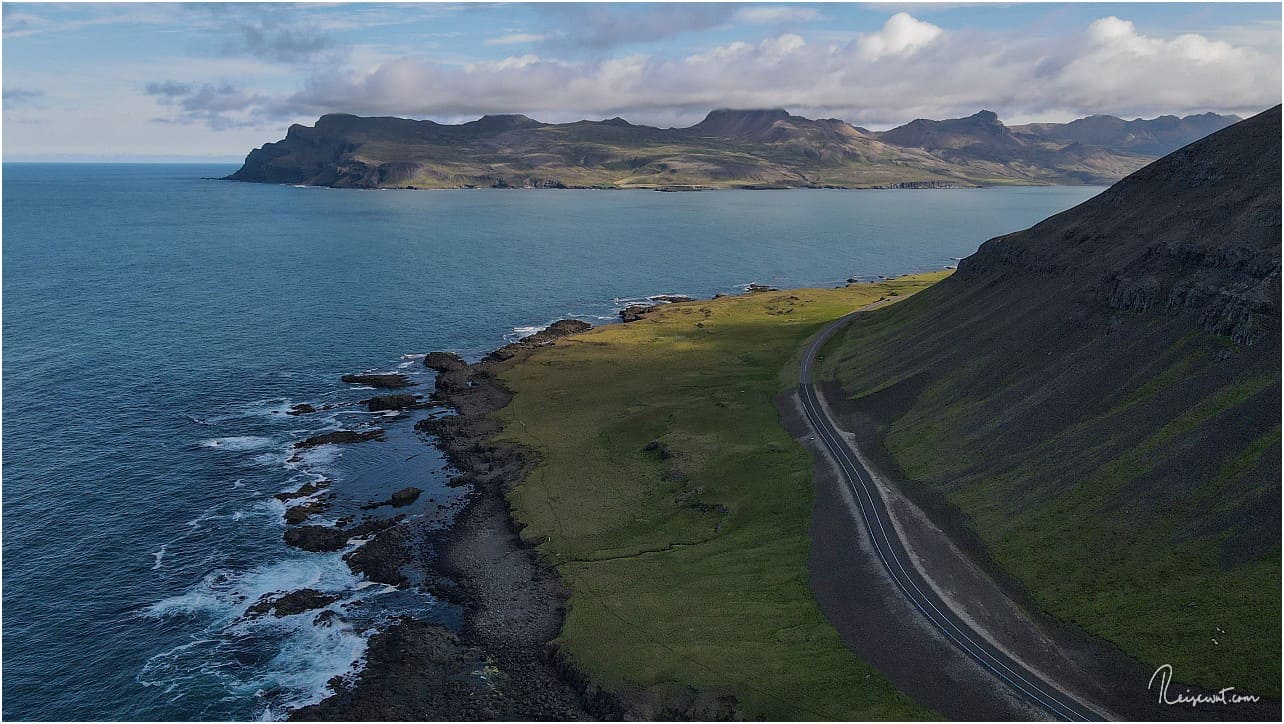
{"left": 247, "top": 589, "right": 340, "bottom": 618}
{"left": 294, "top": 429, "right": 385, "bottom": 449}
{"left": 366, "top": 394, "right": 417, "bottom": 411}
{"left": 341, "top": 373, "right": 412, "bottom": 388}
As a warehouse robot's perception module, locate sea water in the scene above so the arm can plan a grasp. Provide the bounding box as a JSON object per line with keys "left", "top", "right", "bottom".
{"left": 1, "top": 163, "right": 1103, "bottom": 720}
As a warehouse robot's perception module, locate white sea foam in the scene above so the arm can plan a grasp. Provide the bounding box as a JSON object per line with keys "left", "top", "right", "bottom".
{"left": 152, "top": 545, "right": 167, "bottom": 570}
{"left": 145, "top": 553, "right": 357, "bottom": 622}
{"left": 505, "top": 325, "right": 545, "bottom": 343}
{"left": 201, "top": 436, "right": 276, "bottom": 452}
{"left": 140, "top": 551, "right": 391, "bottom": 719}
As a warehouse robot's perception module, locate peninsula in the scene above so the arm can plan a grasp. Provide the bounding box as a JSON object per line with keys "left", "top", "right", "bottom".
{"left": 226, "top": 108, "right": 1237, "bottom": 190}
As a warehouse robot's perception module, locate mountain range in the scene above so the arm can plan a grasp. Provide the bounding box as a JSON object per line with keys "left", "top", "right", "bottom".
{"left": 227, "top": 108, "right": 1240, "bottom": 190}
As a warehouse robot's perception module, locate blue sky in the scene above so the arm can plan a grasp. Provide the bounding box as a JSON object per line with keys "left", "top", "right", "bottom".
{"left": 3, "top": 2, "right": 1280, "bottom": 161}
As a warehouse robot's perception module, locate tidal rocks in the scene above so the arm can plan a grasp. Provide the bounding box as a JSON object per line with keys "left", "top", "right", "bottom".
{"left": 650, "top": 295, "right": 694, "bottom": 303}
{"left": 293, "top": 318, "right": 603, "bottom": 720}
{"left": 284, "top": 525, "right": 350, "bottom": 552}
{"left": 284, "top": 497, "right": 332, "bottom": 524}
{"left": 344, "top": 525, "right": 410, "bottom": 586}
{"left": 391, "top": 486, "right": 422, "bottom": 506}
{"left": 745, "top": 283, "right": 778, "bottom": 293}
{"left": 283, "top": 516, "right": 404, "bottom": 552}
{"left": 247, "top": 588, "right": 340, "bottom": 618}
{"left": 341, "top": 373, "right": 412, "bottom": 389}
{"left": 295, "top": 429, "right": 385, "bottom": 449}
{"left": 484, "top": 320, "right": 592, "bottom": 362}
{"left": 367, "top": 394, "right": 417, "bottom": 412}
{"left": 287, "top": 619, "right": 587, "bottom": 721}
{"left": 360, "top": 486, "right": 423, "bottom": 510}
{"left": 274, "top": 479, "right": 332, "bottom": 502}
{"left": 424, "top": 352, "right": 468, "bottom": 372}
{"left": 286, "top": 403, "right": 317, "bottom": 415}
{"left": 619, "top": 305, "right": 657, "bottom": 323}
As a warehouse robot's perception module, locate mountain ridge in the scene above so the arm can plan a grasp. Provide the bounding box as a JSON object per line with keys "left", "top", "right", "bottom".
{"left": 819, "top": 105, "right": 1281, "bottom": 698}
{"left": 227, "top": 107, "right": 1243, "bottom": 190}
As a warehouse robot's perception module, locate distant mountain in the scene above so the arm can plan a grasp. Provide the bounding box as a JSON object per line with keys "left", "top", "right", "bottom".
{"left": 227, "top": 107, "right": 1242, "bottom": 190}
{"left": 1011, "top": 112, "right": 1241, "bottom": 156}
{"left": 821, "top": 106, "right": 1280, "bottom": 696}
{"left": 875, "top": 109, "right": 1022, "bottom": 153}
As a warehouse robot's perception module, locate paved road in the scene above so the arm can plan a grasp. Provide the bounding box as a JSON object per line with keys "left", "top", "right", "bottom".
{"left": 798, "top": 308, "right": 1104, "bottom": 722}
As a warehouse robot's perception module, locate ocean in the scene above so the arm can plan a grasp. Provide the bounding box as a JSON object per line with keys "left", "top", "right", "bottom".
{"left": 1, "top": 163, "right": 1103, "bottom": 720}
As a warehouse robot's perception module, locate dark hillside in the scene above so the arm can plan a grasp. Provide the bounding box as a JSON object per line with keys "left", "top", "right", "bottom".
{"left": 820, "top": 106, "right": 1281, "bottom": 696}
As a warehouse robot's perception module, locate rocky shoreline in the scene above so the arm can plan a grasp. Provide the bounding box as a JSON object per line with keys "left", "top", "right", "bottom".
{"left": 284, "top": 287, "right": 792, "bottom": 720}
{"left": 288, "top": 319, "right": 613, "bottom": 721}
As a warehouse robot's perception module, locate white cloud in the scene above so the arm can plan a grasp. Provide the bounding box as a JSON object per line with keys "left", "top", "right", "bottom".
{"left": 735, "top": 7, "right": 823, "bottom": 25}
{"left": 262, "top": 13, "right": 1276, "bottom": 129}
{"left": 1052, "top": 16, "right": 1268, "bottom": 115}
{"left": 856, "top": 12, "right": 943, "bottom": 61}
{"left": 484, "top": 33, "right": 549, "bottom": 47}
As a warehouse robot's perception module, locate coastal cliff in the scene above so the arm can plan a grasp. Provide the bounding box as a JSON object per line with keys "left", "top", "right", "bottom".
{"left": 227, "top": 108, "right": 1238, "bottom": 190}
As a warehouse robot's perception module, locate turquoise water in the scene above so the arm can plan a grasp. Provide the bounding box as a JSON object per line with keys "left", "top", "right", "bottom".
{"left": 1, "top": 163, "right": 1103, "bottom": 720}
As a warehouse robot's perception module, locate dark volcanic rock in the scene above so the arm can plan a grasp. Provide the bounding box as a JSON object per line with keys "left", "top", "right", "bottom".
{"left": 294, "top": 429, "right": 385, "bottom": 449}
{"left": 247, "top": 588, "right": 340, "bottom": 618}
{"left": 745, "top": 283, "right": 778, "bottom": 293}
{"left": 344, "top": 525, "right": 410, "bottom": 586}
{"left": 390, "top": 486, "right": 421, "bottom": 506}
{"left": 274, "top": 479, "right": 331, "bottom": 502}
{"left": 483, "top": 319, "right": 591, "bottom": 362}
{"left": 424, "top": 351, "right": 467, "bottom": 372}
{"left": 288, "top": 619, "right": 588, "bottom": 721}
{"left": 359, "top": 486, "right": 422, "bottom": 510}
{"left": 341, "top": 373, "right": 412, "bottom": 389}
{"left": 366, "top": 394, "right": 417, "bottom": 412}
{"left": 284, "top": 497, "right": 332, "bottom": 525}
{"left": 619, "top": 304, "right": 656, "bottom": 322}
{"left": 650, "top": 294, "right": 695, "bottom": 303}
{"left": 283, "top": 517, "right": 403, "bottom": 552}
{"left": 284, "top": 525, "right": 350, "bottom": 552}
{"left": 293, "top": 318, "right": 617, "bottom": 720}
{"left": 286, "top": 403, "right": 317, "bottom": 415}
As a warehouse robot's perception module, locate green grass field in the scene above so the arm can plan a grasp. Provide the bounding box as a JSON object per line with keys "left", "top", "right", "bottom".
{"left": 492, "top": 273, "right": 949, "bottom": 719}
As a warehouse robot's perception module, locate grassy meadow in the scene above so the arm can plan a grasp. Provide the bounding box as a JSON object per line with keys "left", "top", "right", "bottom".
{"left": 492, "top": 273, "right": 949, "bottom": 719}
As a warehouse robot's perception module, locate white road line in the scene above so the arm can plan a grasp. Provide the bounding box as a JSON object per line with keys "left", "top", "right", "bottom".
{"left": 798, "top": 312, "right": 1100, "bottom": 722}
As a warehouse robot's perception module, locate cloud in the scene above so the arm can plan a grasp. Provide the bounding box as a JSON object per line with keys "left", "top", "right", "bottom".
{"left": 485, "top": 33, "right": 549, "bottom": 47}
{"left": 222, "top": 18, "right": 332, "bottom": 63}
{"left": 2, "top": 8, "right": 47, "bottom": 37}
{"left": 3, "top": 4, "right": 183, "bottom": 38}
{"left": 3, "top": 87, "right": 44, "bottom": 108}
{"left": 139, "top": 12, "right": 1279, "bottom": 133}
{"left": 735, "top": 7, "right": 823, "bottom": 25}
{"left": 538, "top": 3, "right": 737, "bottom": 49}
{"left": 145, "top": 81, "right": 271, "bottom": 130}
{"left": 144, "top": 81, "right": 194, "bottom": 98}
{"left": 855, "top": 12, "right": 943, "bottom": 60}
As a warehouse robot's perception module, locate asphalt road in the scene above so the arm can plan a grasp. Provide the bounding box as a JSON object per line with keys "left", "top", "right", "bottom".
{"left": 798, "top": 308, "right": 1104, "bottom": 722}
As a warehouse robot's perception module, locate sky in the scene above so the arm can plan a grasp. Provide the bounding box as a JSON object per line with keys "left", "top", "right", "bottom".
{"left": 3, "top": 2, "right": 1281, "bottom": 161}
